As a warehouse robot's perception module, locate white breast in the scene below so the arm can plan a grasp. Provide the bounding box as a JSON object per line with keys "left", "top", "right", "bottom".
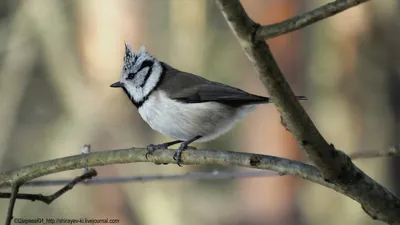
{"left": 138, "top": 90, "right": 256, "bottom": 142}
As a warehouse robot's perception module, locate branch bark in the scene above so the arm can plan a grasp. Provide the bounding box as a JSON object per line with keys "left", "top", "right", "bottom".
{"left": 256, "top": 0, "right": 371, "bottom": 40}
{"left": 215, "top": 0, "right": 400, "bottom": 224}
{"left": 18, "top": 146, "right": 400, "bottom": 187}
{"left": 0, "top": 148, "right": 331, "bottom": 188}
{"left": 6, "top": 183, "right": 20, "bottom": 225}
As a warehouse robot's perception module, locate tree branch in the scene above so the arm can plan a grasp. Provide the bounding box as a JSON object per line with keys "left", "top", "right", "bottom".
{"left": 0, "top": 148, "right": 336, "bottom": 190}
{"left": 0, "top": 169, "right": 97, "bottom": 204}
{"left": 216, "top": 0, "right": 345, "bottom": 182}
{"left": 215, "top": 0, "right": 400, "bottom": 224}
{"left": 6, "top": 183, "right": 20, "bottom": 225}
{"left": 348, "top": 144, "right": 400, "bottom": 160}
{"left": 257, "top": 0, "right": 371, "bottom": 40}
{"left": 18, "top": 145, "right": 399, "bottom": 187}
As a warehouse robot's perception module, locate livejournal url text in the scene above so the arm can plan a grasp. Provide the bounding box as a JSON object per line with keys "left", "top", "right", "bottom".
{"left": 13, "top": 218, "right": 120, "bottom": 224}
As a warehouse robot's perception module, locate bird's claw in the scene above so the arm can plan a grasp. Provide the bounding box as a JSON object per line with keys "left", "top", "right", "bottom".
{"left": 172, "top": 145, "right": 196, "bottom": 167}
{"left": 145, "top": 143, "right": 168, "bottom": 159}
{"left": 173, "top": 151, "right": 183, "bottom": 167}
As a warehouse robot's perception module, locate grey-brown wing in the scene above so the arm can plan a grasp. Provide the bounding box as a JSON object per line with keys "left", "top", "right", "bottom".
{"left": 158, "top": 63, "right": 270, "bottom": 107}
{"left": 170, "top": 83, "right": 271, "bottom": 107}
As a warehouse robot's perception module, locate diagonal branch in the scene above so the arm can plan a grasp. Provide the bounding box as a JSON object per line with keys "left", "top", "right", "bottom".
{"left": 217, "top": 0, "right": 343, "bottom": 181}
{"left": 256, "top": 0, "right": 371, "bottom": 40}
{"left": 215, "top": 0, "right": 400, "bottom": 224}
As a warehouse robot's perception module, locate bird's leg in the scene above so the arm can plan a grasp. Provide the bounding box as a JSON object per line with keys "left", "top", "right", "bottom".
{"left": 146, "top": 140, "right": 183, "bottom": 159}
{"left": 173, "top": 135, "right": 202, "bottom": 166}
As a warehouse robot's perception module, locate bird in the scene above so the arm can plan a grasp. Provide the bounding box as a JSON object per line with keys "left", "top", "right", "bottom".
{"left": 110, "top": 43, "right": 307, "bottom": 166}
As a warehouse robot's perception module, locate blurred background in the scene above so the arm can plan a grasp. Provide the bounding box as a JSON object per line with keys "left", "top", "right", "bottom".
{"left": 0, "top": 0, "right": 398, "bottom": 224}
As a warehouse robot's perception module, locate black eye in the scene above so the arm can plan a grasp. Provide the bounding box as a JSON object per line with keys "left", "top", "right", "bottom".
{"left": 127, "top": 73, "right": 135, "bottom": 80}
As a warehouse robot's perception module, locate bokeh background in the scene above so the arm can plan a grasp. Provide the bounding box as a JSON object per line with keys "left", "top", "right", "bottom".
{"left": 0, "top": 0, "right": 399, "bottom": 224}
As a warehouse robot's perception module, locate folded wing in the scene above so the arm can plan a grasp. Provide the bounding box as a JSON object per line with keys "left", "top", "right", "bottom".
{"left": 170, "top": 83, "right": 271, "bottom": 107}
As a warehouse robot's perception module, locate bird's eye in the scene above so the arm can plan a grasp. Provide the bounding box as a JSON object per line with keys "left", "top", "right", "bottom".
{"left": 127, "top": 73, "right": 135, "bottom": 80}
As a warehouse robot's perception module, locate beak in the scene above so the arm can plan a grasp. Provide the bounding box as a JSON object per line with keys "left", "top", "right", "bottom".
{"left": 110, "top": 81, "right": 123, "bottom": 88}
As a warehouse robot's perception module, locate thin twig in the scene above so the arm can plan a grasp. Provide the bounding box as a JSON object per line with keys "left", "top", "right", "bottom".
{"left": 0, "top": 169, "right": 97, "bottom": 204}
{"left": 21, "top": 170, "right": 277, "bottom": 187}
{"left": 348, "top": 144, "right": 400, "bottom": 160}
{"left": 6, "top": 183, "right": 20, "bottom": 225}
{"left": 257, "top": 0, "right": 371, "bottom": 40}
{"left": 81, "top": 144, "right": 91, "bottom": 175}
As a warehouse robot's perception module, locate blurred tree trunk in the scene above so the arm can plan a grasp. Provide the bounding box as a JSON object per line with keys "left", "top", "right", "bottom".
{"left": 371, "top": 0, "right": 400, "bottom": 198}
{"left": 76, "top": 0, "right": 151, "bottom": 224}
{"left": 0, "top": 2, "right": 38, "bottom": 169}
{"left": 156, "top": 2, "right": 207, "bottom": 225}
{"left": 0, "top": 0, "right": 147, "bottom": 223}
{"left": 238, "top": 1, "right": 305, "bottom": 225}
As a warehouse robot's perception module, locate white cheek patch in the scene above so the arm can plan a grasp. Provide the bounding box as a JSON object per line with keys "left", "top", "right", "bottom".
{"left": 124, "top": 83, "right": 145, "bottom": 103}
{"left": 143, "top": 64, "right": 162, "bottom": 96}
{"left": 134, "top": 67, "right": 150, "bottom": 86}
{"left": 122, "top": 62, "right": 162, "bottom": 104}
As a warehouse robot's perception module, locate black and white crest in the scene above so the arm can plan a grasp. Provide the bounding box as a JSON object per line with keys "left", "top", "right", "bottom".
{"left": 123, "top": 43, "right": 136, "bottom": 71}
{"left": 119, "top": 43, "right": 163, "bottom": 107}
{"left": 122, "top": 43, "right": 149, "bottom": 72}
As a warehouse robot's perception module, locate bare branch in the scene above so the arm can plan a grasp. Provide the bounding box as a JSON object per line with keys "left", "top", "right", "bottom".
{"left": 349, "top": 144, "right": 400, "bottom": 160}
{"left": 257, "top": 0, "right": 371, "bottom": 40}
{"left": 81, "top": 144, "right": 91, "bottom": 175}
{"left": 215, "top": 0, "right": 400, "bottom": 223}
{"left": 0, "top": 148, "right": 337, "bottom": 190}
{"left": 1, "top": 145, "right": 397, "bottom": 188}
{"left": 0, "top": 169, "right": 97, "bottom": 204}
{"left": 5, "top": 183, "right": 20, "bottom": 225}
{"left": 216, "top": 0, "right": 345, "bottom": 181}
{"left": 10, "top": 144, "right": 396, "bottom": 187}
{"left": 22, "top": 170, "right": 277, "bottom": 187}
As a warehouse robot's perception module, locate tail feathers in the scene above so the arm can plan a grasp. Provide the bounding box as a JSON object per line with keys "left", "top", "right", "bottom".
{"left": 255, "top": 95, "right": 307, "bottom": 104}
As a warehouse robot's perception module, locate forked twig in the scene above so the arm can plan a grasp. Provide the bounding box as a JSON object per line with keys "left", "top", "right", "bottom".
{"left": 1, "top": 169, "right": 97, "bottom": 206}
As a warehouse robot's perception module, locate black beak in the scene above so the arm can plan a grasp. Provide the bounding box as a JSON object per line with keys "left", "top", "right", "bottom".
{"left": 110, "top": 81, "right": 123, "bottom": 88}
